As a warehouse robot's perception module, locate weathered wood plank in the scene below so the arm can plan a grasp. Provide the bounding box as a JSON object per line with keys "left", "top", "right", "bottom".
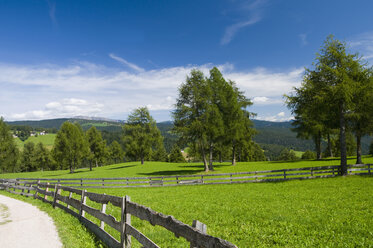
{"left": 126, "top": 201, "right": 237, "bottom": 248}
{"left": 81, "top": 204, "right": 121, "bottom": 232}
{"left": 125, "top": 223, "right": 159, "bottom": 248}
{"left": 84, "top": 191, "right": 122, "bottom": 207}
{"left": 54, "top": 202, "right": 121, "bottom": 248}
{"left": 57, "top": 194, "right": 81, "bottom": 210}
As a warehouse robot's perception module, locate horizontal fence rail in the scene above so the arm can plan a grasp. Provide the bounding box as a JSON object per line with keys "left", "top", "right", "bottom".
{"left": 13, "top": 164, "right": 372, "bottom": 189}
{"left": 0, "top": 180, "right": 237, "bottom": 248}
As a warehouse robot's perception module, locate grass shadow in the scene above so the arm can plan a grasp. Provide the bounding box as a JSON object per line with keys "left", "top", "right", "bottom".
{"left": 107, "top": 165, "right": 137, "bottom": 170}
{"left": 139, "top": 169, "right": 203, "bottom": 176}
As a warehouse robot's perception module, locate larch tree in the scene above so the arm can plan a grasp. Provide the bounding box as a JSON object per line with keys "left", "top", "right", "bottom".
{"left": 34, "top": 142, "right": 52, "bottom": 171}
{"left": 86, "top": 126, "right": 107, "bottom": 170}
{"left": 52, "top": 122, "right": 88, "bottom": 173}
{"left": 108, "top": 140, "right": 124, "bottom": 164}
{"left": 123, "top": 107, "right": 162, "bottom": 165}
{"left": 286, "top": 36, "right": 368, "bottom": 175}
{"left": 173, "top": 69, "right": 212, "bottom": 171}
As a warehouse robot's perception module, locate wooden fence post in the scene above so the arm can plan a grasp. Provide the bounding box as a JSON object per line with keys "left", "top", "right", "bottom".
{"left": 368, "top": 164, "right": 371, "bottom": 175}
{"left": 283, "top": 170, "right": 286, "bottom": 179}
{"left": 44, "top": 182, "right": 50, "bottom": 202}
{"left": 310, "top": 168, "right": 314, "bottom": 177}
{"left": 53, "top": 184, "right": 61, "bottom": 208}
{"left": 67, "top": 192, "right": 73, "bottom": 209}
{"left": 80, "top": 190, "right": 87, "bottom": 218}
{"left": 80, "top": 179, "right": 83, "bottom": 187}
{"left": 102, "top": 179, "right": 105, "bottom": 187}
{"left": 52, "top": 184, "right": 58, "bottom": 208}
{"left": 190, "top": 220, "right": 207, "bottom": 248}
{"left": 34, "top": 180, "right": 40, "bottom": 199}
{"left": 100, "top": 193, "right": 107, "bottom": 230}
{"left": 121, "top": 195, "right": 131, "bottom": 248}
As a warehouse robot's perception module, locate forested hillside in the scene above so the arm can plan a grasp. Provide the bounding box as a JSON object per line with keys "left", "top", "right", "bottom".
{"left": 7, "top": 118, "right": 371, "bottom": 158}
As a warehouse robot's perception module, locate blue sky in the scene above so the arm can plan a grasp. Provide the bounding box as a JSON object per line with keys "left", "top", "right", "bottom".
{"left": 1, "top": 0, "right": 373, "bottom": 122}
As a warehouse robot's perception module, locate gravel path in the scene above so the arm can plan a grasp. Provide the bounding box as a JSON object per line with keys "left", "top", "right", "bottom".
{"left": 0, "top": 194, "right": 62, "bottom": 248}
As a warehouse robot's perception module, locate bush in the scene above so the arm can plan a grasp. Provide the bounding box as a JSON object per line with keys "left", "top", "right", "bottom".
{"left": 277, "top": 148, "right": 298, "bottom": 161}
{"left": 302, "top": 150, "right": 316, "bottom": 160}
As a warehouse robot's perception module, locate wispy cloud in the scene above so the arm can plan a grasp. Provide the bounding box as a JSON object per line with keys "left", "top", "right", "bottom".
{"left": 349, "top": 32, "right": 373, "bottom": 61}
{"left": 299, "top": 33, "right": 308, "bottom": 46}
{"left": 221, "top": 0, "right": 267, "bottom": 45}
{"left": 46, "top": 0, "right": 57, "bottom": 26}
{"left": 109, "top": 53, "right": 145, "bottom": 72}
{"left": 0, "top": 61, "right": 303, "bottom": 121}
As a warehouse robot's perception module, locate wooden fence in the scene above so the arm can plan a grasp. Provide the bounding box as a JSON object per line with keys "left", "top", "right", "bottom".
{"left": 14, "top": 164, "right": 372, "bottom": 189}
{"left": 0, "top": 180, "right": 237, "bottom": 248}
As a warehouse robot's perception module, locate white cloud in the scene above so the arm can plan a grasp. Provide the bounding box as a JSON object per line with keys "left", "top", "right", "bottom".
{"left": 109, "top": 53, "right": 145, "bottom": 72}
{"left": 349, "top": 32, "right": 373, "bottom": 61}
{"left": 8, "top": 98, "right": 104, "bottom": 121}
{"left": 221, "top": 0, "right": 267, "bottom": 45}
{"left": 256, "top": 113, "right": 293, "bottom": 122}
{"left": 0, "top": 60, "right": 303, "bottom": 121}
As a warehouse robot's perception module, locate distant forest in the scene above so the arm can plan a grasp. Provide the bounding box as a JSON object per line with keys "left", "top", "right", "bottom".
{"left": 7, "top": 118, "right": 372, "bottom": 161}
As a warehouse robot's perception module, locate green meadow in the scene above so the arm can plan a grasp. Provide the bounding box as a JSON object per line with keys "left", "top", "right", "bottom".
{"left": 14, "top": 133, "right": 56, "bottom": 151}
{"left": 1, "top": 158, "right": 373, "bottom": 247}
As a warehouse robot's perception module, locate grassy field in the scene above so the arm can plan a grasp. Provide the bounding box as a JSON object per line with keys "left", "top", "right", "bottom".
{"left": 1, "top": 158, "right": 373, "bottom": 247}
{"left": 1, "top": 156, "right": 372, "bottom": 179}
{"left": 15, "top": 134, "right": 56, "bottom": 151}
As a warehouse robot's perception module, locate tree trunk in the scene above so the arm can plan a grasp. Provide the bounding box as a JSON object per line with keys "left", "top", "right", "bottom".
{"left": 208, "top": 143, "right": 214, "bottom": 171}
{"left": 96, "top": 159, "right": 98, "bottom": 167}
{"left": 314, "top": 131, "right": 322, "bottom": 160}
{"left": 327, "top": 133, "right": 333, "bottom": 157}
{"left": 219, "top": 151, "right": 222, "bottom": 163}
{"left": 238, "top": 147, "right": 242, "bottom": 162}
{"left": 356, "top": 132, "right": 362, "bottom": 164}
{"left": 232, "top": 140, "right": 236, "bottom": 165}
{"left": 201, "top": 146, "right": 208, "bottom": 172}
{"left": 141, "top": 156, "right": 144, "bottom": 165}
{"left": 89, "top": 161, "right": 92, "bottom": 171}
{"left": 340, "top": 108, "right": 347, "bottom": 175}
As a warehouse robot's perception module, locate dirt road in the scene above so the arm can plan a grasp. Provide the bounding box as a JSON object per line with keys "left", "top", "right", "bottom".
{"left": 0, "top": 194, "right": 62, "bottom": 248}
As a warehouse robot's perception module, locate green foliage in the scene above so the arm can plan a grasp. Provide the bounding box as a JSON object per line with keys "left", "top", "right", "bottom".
{"left": 20, "top": 142, "right": 37, "bottom": 172}
{"left": 278, "top": 148, "right": 298, "bottom": 161}
{"left": 168, "top": 144, "right": 186, "bottom": 163}
{"left": 301, "top": 150, "right": 316, "bottom": 160}
{"left": 86, "top": 126, "right": 107, "bottom": 170}
{"left": 0, "top": 118, "right": 19, "bottom": 173}
{"left": 173, "top": 68, "right": 254, "bottom": 171}
{"left": 286, "top": 35, "right": 372, "bottom": 173}
{"left": 108, "top": 141, "right": 125, "bottom": 164}
{"left": 123, "top": 107, "right": 162, "bottom": 164}
{"left": 52, "top": 122, "right": 88, "bottom": 173}
{"left": 34, "top": 142, "right": 53, "bottom": 171}
{"left": 151, "top": 141, "right": 168, "bottom": 162}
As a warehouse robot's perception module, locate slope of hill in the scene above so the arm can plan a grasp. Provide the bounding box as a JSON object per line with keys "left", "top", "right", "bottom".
{"left": 7, "top": 118, "right": 371, "bottom": 156}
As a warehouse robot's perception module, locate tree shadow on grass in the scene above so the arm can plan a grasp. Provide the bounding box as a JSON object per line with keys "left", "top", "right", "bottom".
{"left": 139, "top": 169, "right": 204, "bottom": 176}
{"left": 106, "top": 165, "right": 137, "bottom": 170}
